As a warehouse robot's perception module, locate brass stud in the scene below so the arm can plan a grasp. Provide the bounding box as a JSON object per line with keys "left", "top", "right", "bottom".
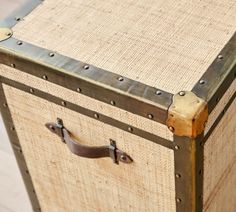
{"left": 168, "top": 126, "right": 175, "bottom": 132}
{"left": 76, "top": 88, "right": 81, "bottom": 93}
{"left": 10, "top": 63, "right": 16, "bottom": 68}
{"left": 94, "top": 113, "right": 99, "bottom": 119}
{"left": 49, "top": 52, "right": 55, "bottom": 57}
{"left": 42, "top": 75, "right": 48, "bottom": 80}
{"left": 83, "top": 65, "right": 89, "bottom": 70}
{"left": 174, "top": 145, "right": 180, "bottom": 150}
{"left": 176, "top": 198, "right": 181, "bottom": 203}
{"left": 61, "top": 101, "right": 66, "bottom": 106}
{"left": 120, "top": 155, "right": 127, "bottom": 161}
{"left": 110, "top": 100, "right": 115, "bottom": 106}
{"left": 17, "top": 41, "right": 23, "bottom": 45}
{"left": 175, "top": 174, "right": 181, "bottom": 178}
{"left": 199, "top": 79, "right": 205, "bottom": 85}
{"left": 128, "top": 126, "right": 133, "bottom": 132}
{"left": 118, "top": 76, "right": 124, "bottom": 81}
{"left": 148, "top": 114, "right": 153, "bottom": 119}
{"left": 155, "top": 90, "right": 162, "bottom": 95}
{"left": 217, "top": 54, "right": 223, "bottom": 60}
{"left": 179, "top": 91, "right": 185, "bottom": 96}
{"left": 29, "top": 88, "right": 34, "bottom": 93}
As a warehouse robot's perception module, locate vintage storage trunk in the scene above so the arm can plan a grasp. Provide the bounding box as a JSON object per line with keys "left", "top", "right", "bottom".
{"left": 0, "top": 0, "right": 235, "bottom": 211}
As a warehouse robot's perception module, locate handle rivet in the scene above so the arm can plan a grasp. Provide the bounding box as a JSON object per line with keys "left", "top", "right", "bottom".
{"left": 110, "top": 100, "right": 115, "bottom": 105}
{"left": 118, "top": 76, "right": 124, "bottom": 81}
{"left": 168, "top": 126, "right": 175, "bottom": 132}
{"left": 3, "top": 103, "right": 7, "bottom": 107}
{"left": 155, "top": 90, "right": 162, "bottom": 95}
{"left": 17, "top": 41, "right": 23, "bottom": 45}
{"left": 217, "top": 54, "right": 223, "bottom": 59}
{"left": 29, "top": 88, "right": 34, "bottom": 93}
{"left": 42, "top": 75, "right": 48, "bottom": 80}
{"left": 174, "top": 145, "right": 180, "bottom": 150}
{"left": 175, "top": 174, "right": 181, "bottom": 178}
{"left": 148, "top": 114, "right": 153, "bottom": 119}
{"left": 83, "top": 65, "right": 89, "bottom": 70}
{"left": 121, "top": 155, "right": 127, "bottom": 161}
{"left": 76, "top": 88, "right": 81, "bottom": 93}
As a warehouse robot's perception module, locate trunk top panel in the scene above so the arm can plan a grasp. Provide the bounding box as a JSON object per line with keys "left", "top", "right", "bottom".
{"left": 6, "top": 0, "right": 236, "bottom": 94}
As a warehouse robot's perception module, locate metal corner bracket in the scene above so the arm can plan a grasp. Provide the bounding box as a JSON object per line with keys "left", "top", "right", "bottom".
{"left": 0, "top": 28, "right": 13, "bottom": 42}
{"left": 167, "top": 91, "right": 208, "bottom": 138}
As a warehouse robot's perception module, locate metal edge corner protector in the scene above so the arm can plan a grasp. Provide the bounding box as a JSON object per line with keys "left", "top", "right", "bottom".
{"left": 166, "top": 91, "right": 208, "bottom": 139}
{"left": 192, "top": 32, "right": 236, "bottom": 113}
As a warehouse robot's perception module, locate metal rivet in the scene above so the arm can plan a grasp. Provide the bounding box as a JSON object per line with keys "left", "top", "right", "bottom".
{"left": 76, "top": 88, "right": 81, "bottom": 93}
{"left": 42, "top": 75, "right": 48, "bottom": 80}
{"left": 199, "top": 80, "right": 205, "bottom": 85}
{"left": 168, "top": 126, "right": 175, "bottom": 132}
{"left": 6, "top": 32, "right": 12, "bottom": 36}
{"left": 94, "top": 113, "right": 99, "bottom": 119}
{"left": 174, "top": 145, "right": 180, "bottom": 150}
{"left": 61, "top": 101, "right": 66, "bottom": 106}
{"left": 217, "top": 54, "right": 223, "bottom": 60}
{"left": 3, "top": 103, "right": 7, "bottom": 107}
{"left": 29, "top": 88, "right": 34, "bottom": 93}
{"left": 175, "top": 174, "right": 181, "bottom": 178}
{"left": 10, "top": 63, "right": 16, "bottom": 68}
{"left": 148, "top": 114, "right": 153, "bottom": 119}
{"left": 176, "top": 198, "right": 181, "bottom": 203}
{"left": 15, "top": 17, "right": 21, "bottom": 21}
{"left": 118, "top": 76, "right": 124, "bottom": 81}
{"left": 155, "top": 90, "right": 162, "bottom": 95}
{"left": 49, "top": 52, "right": 55, "bottom": 57}
{"left": 10, "top": 126, "right": 15, "bottom": 131}
{"left": 83, "top": 65, "right": 89, "bottom": 70}
{"left": 199, "top": 170, "right": 202, "bottom": 175}
{"left": 120, "top": 155, "right": 127, "bottom": 161}
{"left": 110, "top": 100, "right": 115, "bottom": 106}
{"left": 179, "top": 91, "right": 185, "bottom": 96}
{"left": 128, "top": 126, "right": 133, "bottom": 132}
{"left": 17, "top": 41, "right": 23, "bottom": 45}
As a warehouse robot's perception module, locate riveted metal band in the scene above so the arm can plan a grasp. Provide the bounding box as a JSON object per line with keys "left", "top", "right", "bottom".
{"left": 174, "top": 134, "right": 204, "bottom": 212}
{"left": 0, "top": 76, "right": 173, "bottom": 149}
{"left": 0, "top": 82, "right": 41, "bottom": 212}
{"left": 192, "top": 32, "right": 236, "bottom": 113}
{"left": 0, "top": 37, "right": 173, "bottom": 124}
{"left": 0, "top": 0, "right": 42, "bottom": 28}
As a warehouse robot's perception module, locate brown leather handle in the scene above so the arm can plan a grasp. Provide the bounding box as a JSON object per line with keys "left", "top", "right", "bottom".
{"left": 45, "top": 119, "right": 133, "bottom": 164}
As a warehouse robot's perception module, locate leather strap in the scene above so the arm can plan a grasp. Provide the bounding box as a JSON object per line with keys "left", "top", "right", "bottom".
{"left": 45, "top": 119, "right": 133, "bottom": 164}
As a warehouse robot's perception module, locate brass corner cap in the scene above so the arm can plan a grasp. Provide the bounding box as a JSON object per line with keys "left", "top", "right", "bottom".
{"left": 167, "top": 91, "right": 208, "bottom": 138}
{"left": 0, "top": 28, "right": 13, "bottom": 42}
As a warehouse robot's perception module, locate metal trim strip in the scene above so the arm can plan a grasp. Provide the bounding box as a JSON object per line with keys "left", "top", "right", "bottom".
{"left": 0, "top": 83, "right": 41, "bottom": 212}
{"left": 192, "top": 33, "right": 236, "bottom": 113}
{"left": 0, "top": 76, "right": 173, "bottom": 149}
{"left": 0, "top": 37, "right": 173, "bottom": 124}
{"left": 0, "top": 0, "right": 42, "bottom": 28}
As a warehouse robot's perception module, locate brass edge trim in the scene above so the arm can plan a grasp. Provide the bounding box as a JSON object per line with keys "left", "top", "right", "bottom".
{"left": 0, "top": 37, "right": 173, "bottom": 124}
{"left": 167, "top": 91, "right": 208, "bottom": 138}
{"left": 0, "top": 0, "right": 42, "bottom": 28}
{"left": 192, "top": 32, "right": 236, "bottom": 113}
{"left": 0, "top": 28, "right": 13, "bottom": 42}
{"left": 203, "top": 92, "right": 236, "bottom": 143}
{"left": 174, "top": 134, "right": 204, "bottom": 212}
{"left": 0, "top": 76, "right": 174, "bottom": 149}
{"left": 0, "top": 82, "right": 41, "bottom": 211}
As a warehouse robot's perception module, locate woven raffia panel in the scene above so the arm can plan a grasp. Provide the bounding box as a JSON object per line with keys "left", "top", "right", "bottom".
{"left": 12, "top": 0, "right": 236, "bottom": 93}
{"left": 203, "top": 98, "right": 236, "bottom": 212}
{"left": 0, "top": 64, "right": 173, "bottom": 141}
{"left": 3, "top": 84, "right": 176, "bottom": 212}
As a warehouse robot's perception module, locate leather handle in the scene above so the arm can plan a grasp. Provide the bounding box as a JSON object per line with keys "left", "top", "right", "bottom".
{"left": 45, "top": 119, "right": 133, "bottom": 164}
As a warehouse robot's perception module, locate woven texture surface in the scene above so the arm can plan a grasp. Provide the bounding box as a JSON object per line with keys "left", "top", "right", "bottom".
{"left": 203, "top": 98, "right": 236, "bottom": 211}
{"left": 0, "top": 64, "right": 173, "bottom": 141}
{"left": 205, "top": 80, "right": 236, "bottom": 134}
{"left": 13, "top": 0, "right": 236, "bottom": 93}
{"left": 3, "top": 84, "right": 176, "bottom": 212}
